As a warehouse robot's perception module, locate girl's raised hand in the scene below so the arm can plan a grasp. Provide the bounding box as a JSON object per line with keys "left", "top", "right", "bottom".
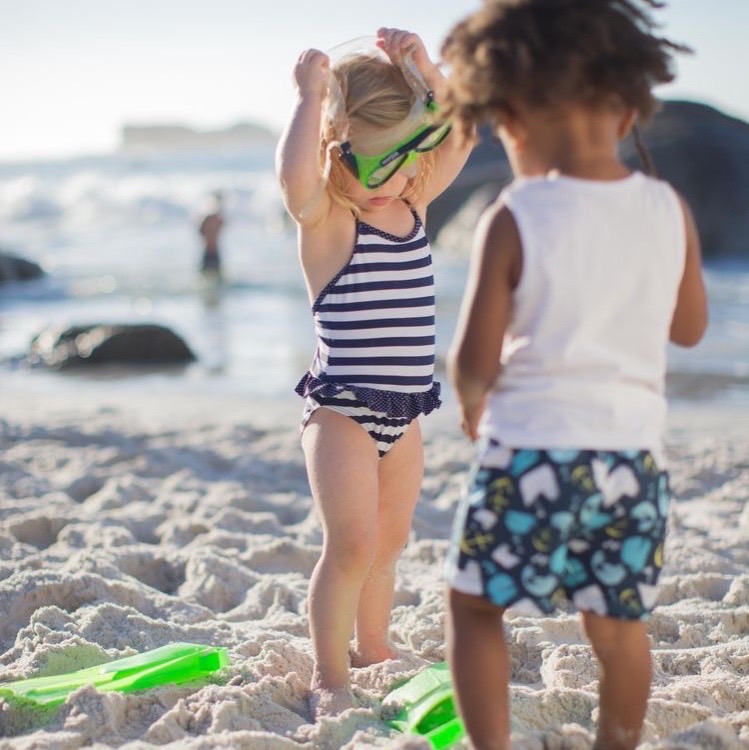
{"left": 377, "top": 28, "right": 434, "bottom": 76}
{"left": 293, "top": 49, "right": 330, "bottom": 98}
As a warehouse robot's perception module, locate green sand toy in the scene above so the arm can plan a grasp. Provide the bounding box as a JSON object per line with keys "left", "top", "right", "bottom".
{"left": 0, "top": 642, "right": 229, "bottom": 708}
{"left": 385, "top": 662, "right": 465, "bottom": 750}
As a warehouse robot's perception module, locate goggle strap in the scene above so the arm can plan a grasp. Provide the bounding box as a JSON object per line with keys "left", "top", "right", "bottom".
{"left": 401, "top": 51, "right": 432, "bottom": 103}
{"left": 323, "top": 140, "right": 341, "bottom": 181}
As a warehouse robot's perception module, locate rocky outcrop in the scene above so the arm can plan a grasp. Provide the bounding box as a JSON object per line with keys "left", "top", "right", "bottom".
{"left": 624, "top": 101, "right": 749, "bottom": 256}
{"left": 428, "top": 100, "right": 749, "bottom": 259}
{"left": 25, "top": 324, "right": 196, "bottom": 370}
{"left": 0, "top": 251, "right": 44, "bottom": 283}
{"left": 427, "top": 132, "right": 511, "bottom": 253}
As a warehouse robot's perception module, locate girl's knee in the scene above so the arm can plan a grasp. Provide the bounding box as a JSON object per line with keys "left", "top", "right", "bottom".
{"left": 322, "top": 535, "right": 377, "bottom": 574}
{"left": 375, "top": 525, "right": 410, "bottom": 562}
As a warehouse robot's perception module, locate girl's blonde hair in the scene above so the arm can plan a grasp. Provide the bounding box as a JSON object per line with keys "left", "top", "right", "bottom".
{"left": 322, "top": 54, "right": 435, "bottom": 214}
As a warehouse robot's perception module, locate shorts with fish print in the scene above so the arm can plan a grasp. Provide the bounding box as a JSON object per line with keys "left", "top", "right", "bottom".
{"left": 445, "top": 439, "right": 670, "bottom": 620}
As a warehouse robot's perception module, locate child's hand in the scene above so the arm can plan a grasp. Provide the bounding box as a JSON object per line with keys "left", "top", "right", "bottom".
{"left": 459, "top": 400, "right": 485, "bottom": 443}
{"left": 293, "top": 49, "right": 330, "bottom": 98}
{"left": 376, "top": 28, "right": 441, "bottom": 88}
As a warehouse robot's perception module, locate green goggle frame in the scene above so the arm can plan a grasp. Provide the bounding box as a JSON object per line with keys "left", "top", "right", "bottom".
{"left": 339, "top": 96, "right": 452, "bottom": 189}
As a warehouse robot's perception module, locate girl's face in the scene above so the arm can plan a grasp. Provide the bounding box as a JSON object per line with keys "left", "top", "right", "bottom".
{"left": 341, "top": 164, "right": 413, "bottom": 213}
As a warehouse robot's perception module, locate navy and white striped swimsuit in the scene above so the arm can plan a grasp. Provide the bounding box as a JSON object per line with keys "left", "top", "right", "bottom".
{"left": 296, "top": 205, "right": 441, "bottom": 456}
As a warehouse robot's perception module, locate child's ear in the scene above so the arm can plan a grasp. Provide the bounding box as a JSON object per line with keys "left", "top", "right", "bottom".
{"left": 495, "top": 107, "right": 527, "bottom": 153}
{"left": 617, "top": 107, "right": 638, "bottom": 140}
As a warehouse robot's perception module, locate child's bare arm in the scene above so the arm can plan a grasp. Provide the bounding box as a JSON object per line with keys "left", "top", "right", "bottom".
{"left": 275, "top": 49, "right": 332, "bottom": 227}
{"left": 670, "top": 196, "right": 708, "bottom": 347}
{"left": 419, "top": 115, "right": 474, "bottom": 207}
{"left": 448, "top": 203, "right": 521, "bottom": 440}
{"left": 377, "top": 28, "right": 473, "bottom": 206}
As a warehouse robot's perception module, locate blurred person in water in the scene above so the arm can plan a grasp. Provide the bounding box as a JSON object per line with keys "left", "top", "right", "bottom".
{"left": 197, "top": 190, "right": 225, "bottom": 280}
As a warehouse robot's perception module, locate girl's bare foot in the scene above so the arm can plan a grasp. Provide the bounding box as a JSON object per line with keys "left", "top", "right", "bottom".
{"left": 308, "top": 684, "right": 355, "bottom": 720}
{"left": 350, "top": 644, "right": 402, "bottom": 668}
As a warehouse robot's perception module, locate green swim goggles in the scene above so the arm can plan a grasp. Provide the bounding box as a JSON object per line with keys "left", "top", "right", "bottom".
{"left": 339, "top": 97, "right": 452, "bottom": 189}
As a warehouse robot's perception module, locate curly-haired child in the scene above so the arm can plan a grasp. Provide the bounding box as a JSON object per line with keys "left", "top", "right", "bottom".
{"left": 441, "top": 2, "right": 708, "bottom": 749}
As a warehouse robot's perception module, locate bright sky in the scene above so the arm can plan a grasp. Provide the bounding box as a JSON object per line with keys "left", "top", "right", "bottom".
{"left": 2, "top": 0, "right": 748, "bottom": 162}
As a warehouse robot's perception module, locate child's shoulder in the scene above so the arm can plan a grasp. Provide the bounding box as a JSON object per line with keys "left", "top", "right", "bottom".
{"left": 499, "top": 170, "right": 681, "bottom": 208}
{"left": 496, "top": 174, "right": 573, "bottom": 212}
{"left": 491, "top": 171, "right": 685, "bottom": 246}
{"left": 492, "top": 175, "right": 565, "bottom": 219}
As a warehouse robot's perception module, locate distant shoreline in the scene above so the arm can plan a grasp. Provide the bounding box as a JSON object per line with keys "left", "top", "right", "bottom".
{"left": 120, "top": 122, "right": 278, "bottom": 154}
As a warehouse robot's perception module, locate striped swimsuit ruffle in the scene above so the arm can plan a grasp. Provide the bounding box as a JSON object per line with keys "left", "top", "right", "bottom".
{"left": 296, "top": 207, "right": 441, "bottom": 433}
{"left": 300, "top": 388, "right": 414, "bottom": 457}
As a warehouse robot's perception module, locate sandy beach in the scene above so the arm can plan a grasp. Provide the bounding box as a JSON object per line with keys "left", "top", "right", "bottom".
{"left": 0, "top": 387, "right": 746, "bottom": 750}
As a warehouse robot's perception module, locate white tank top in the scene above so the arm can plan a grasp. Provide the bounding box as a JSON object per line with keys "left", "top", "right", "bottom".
{"left": 481, "top": 171, "right": 686, "bottom": 452}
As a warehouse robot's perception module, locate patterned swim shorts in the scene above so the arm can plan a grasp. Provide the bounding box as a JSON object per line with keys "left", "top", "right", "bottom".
{"left": 445, "top": 439, "right": 670, "bottom": 620}
{"left": 302, "top": 388, "right": 412, "bottom": 458}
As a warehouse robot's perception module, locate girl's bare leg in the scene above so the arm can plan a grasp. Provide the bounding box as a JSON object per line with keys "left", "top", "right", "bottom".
{"left": 447, "top": 589, "right": 511, "bottom": 750}
{"left": 302, "top": 408, "right": 379, "bottom": 716}
{"left": 582, "top": 612, "right": 652, "bottom": 750}
{"left": 352, "top": 419, "right": 424, "bottom": 665}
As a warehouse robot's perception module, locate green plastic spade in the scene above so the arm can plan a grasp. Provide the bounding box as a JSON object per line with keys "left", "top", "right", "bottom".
{"left": 385, "top": 662, "right": 465, "bottom": 750}
{"left": 0, "top": 642, "right": 230, "bottom": 707}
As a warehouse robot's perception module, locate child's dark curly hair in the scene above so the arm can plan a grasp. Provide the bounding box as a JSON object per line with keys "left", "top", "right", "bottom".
{"left": 441, "top": 0, "right": 690, "bottom": 136}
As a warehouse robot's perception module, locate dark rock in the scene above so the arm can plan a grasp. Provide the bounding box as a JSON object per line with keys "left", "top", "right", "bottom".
{"left": 0, "top": 251, "right": 44, "bottom": 283}
{"left": 427, "top": 130, "right": 510, "bottom": 246}
{"left": 428, "top": 100, "right": 749, "bottom": 259}
{"left": 624, "top": 101, "right": 749, "bottom": 257}
{"left": 26, "top": 324, "right": 196, "bottom": 370}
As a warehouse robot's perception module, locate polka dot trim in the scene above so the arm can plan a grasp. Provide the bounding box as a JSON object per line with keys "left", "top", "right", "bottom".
{"left": 356, "top": 207, "right": 422, "bottom": 243}
{"left": 295, "top": 373, "right": 441, "bottom": 420}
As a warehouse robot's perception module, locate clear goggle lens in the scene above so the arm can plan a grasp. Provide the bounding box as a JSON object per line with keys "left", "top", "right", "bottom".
{"left": 366, "top": 154, "right": 412, "bottom": 188}
{"left": 362, "top": 121, "right": 452, "bottom": 188}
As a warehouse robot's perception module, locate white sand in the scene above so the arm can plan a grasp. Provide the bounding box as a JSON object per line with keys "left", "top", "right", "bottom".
{"left": 0, "top": 387, "right": 747, "bottom": 749}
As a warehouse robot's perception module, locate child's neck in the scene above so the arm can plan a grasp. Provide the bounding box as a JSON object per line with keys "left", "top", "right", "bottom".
{"left": 357, "top": 197, "right": 415, "bottom": 236}
{"left": 521, "top": 107, "right": 631, "bottom": 181}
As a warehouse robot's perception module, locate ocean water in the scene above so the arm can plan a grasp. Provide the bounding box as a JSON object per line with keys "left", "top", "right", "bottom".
{"left": 0, "top": 148, "right": 747, "bottom": 411}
